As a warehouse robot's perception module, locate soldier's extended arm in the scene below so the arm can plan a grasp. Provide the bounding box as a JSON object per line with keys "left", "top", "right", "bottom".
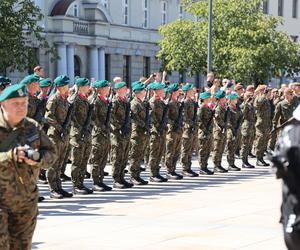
{"left": 45, "top": 96, "right": 63, "bottom": 132}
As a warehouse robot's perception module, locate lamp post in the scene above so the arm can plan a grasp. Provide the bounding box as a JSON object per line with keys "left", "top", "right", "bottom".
{"left": 207, "top": 0, "right": 213, "bottom": 72}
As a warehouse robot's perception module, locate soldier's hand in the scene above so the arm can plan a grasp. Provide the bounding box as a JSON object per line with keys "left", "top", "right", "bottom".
{"left": 23, "top": 157, "right": 38, "bottom": 166}
{"left": 13, "top": 147, "right": 38, "bottom": 166}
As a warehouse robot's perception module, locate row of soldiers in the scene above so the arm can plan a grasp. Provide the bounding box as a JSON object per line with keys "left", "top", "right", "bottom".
{"left": 1, "top": 72, "right": 299, "bottom": 201}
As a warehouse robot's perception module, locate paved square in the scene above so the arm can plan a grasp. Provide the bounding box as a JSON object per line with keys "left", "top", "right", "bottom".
{"left": 33, "top": 157, "right": 285, "bottom": 250}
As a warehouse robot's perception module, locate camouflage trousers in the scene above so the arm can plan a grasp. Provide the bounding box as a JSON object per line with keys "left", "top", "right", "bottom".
{"left": 165, "top": 130, "right": 182, "bottom": 173}
{"left": 181, "top": 129, "right": 197, "bottom": 171}
{"left": 240, "top": 129, "right": 255, "bottom": 162}
{"left": 0, "top": 205, "right": 38, "bottom": 250}
{"left": 198, "top": 131, "right": 213, "bottom": 169}
{"left": 254, "top": 128, "right": 270, "bottom": 159}
{"left": 212, "top": 129, "right": 226, "bottom": 166}
{"left": 70, "top": 136, "right": 92, "bottom": 187}
{"left": 128, "top": 130, "right": 149, "bottom": 178}
{"left": 111, "top": 132, "right": 130, "bottom": 183}
{"left": 149, "top": 131, "right": 166, "bottom": 177}
{"left": 226, "top": 129, "right": 238, "bottom": 166}
{"left": 61, "top": 142, "right": 71, "bottom": 176}
{"left": 47, "top": 135, "right": 69, "bottom": 191}
{"left": 90, "top": 133, "right": 110, "bottom": 184}
{"left": 268, "top": 130, "right": 278, "bottom": 151}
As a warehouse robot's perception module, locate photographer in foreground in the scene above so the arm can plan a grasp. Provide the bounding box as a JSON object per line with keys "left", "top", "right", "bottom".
{"left": 0, "top": 83, "right": 56, "bottom": 250}
{"left": 270, "top": 105, "right": 300, "bottom": 250}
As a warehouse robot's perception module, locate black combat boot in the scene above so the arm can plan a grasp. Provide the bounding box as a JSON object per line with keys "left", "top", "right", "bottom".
{"left": 256, "top": 158, "right": 270, "bottom": 166}
{"left": 50, "top": 190, "right": 63, "bottom": 199}
{"left": 93, "top": 182, "right": 112, "bottom": 192}
{"left": 242, "top": 160, "right": 255, "bottom": 169}
{"left": 60, "top": 173, "right": 71, "bottom": 182}
{"left": 182, "top": 169, "right": 199, "bottom": 177}
{"left": 214, "top": 165, "right": 228, "bottom": 173}
{"left": 228, "top": 165, "right": 241, "bottom": 171}
{"left": 130, "top": 177, "right": 148, "bottom": 185}
{"left": 73, "top": 185, "right": 93, "bottom": 195}
{"left": 166, "top": 172, "right": 183, "bottom": 180}
{"left": 199, "top": 167, "right": 214, "bottom": 175}
{"left": 58, "top": 188, "right": 73, "bottom": 198}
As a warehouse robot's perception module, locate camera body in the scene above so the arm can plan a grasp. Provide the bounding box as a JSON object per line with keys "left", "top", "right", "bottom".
{"left": 22, "top": 144, "right": 41, "bottom": 162}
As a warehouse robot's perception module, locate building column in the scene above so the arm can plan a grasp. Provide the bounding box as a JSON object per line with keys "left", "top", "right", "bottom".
{"left": 89, "top": 46, "right": 99, "bottom": 79}
{"left": 67, "top": 44, "right": 75, "bottom": 84}
{"left": 98, "top": 47, "right": 105, "bottom": 80}
{"left": 56, "top": 43, "right": 67, "bottom": 76}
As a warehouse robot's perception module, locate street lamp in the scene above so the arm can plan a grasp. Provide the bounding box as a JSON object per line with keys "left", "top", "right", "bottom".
{"left": 207, "top": 0, "right": 213, "bottom": 72}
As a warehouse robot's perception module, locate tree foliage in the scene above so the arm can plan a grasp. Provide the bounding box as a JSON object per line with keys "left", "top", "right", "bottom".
{"left": 157, "top": 0, "right": 300, "bottom": 84}
{"left": 0, "top": 0, "right": 57, "bottom": 73}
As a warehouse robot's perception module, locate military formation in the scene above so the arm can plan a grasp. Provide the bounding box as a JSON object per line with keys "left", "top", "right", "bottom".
{"left": 0, "top": 67, "right": 300, "bottom": 249}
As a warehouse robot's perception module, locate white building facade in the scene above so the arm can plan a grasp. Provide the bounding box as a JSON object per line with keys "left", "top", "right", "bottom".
{"left": 8, "top": 0, "right": 300, "bottom": 85}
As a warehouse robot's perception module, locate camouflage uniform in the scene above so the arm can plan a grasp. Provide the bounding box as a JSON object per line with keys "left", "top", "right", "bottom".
{"left": 148, "top": 96, "right": 167, "bottom": 177}
{"left": 45, "top": 91, "right": 71, "bottom": 192}
{"left": 226, "top": 106, "right": 243, "bottom": 167}
{"left": 27, "top": 95, "right": 38, "bottom": 119}
{"left": 0, "top": 111, "right": 56, "bottom": 250}
{"left": 128, "top": 96, "right": 149, "bottom": 178}
{"left": 90, "top": 95, "right": 110, "bottom": 184}
{"left": 197, "top": 104, "right": 213, "bottom": 169}
{"left": 240, "top": 100, "right": 255, "bottom": 163}
{"left": 165, "top": 99, "right": 182, "bottom": 173}
{"left": 212, "top": 105, "right": 227, "bottom": 167}
{"left": 181, "top": 98, "right": 197, "bottom": 171}
{"left": 253, "top": 94, "right": 272, "bottom": 159}
{"left": 110, "top": 96, "right": 131, "bottom": 183}
{"left": 70, "top": 94, "right": 93, "bottom": 188}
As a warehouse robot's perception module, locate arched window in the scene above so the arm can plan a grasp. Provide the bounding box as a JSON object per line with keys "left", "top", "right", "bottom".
{"left": 161, "top": 1, "right": 167, "bottom": 25}
{"left": 143, "top": 0, "right": 149, "bottom": 28}
{"left": 73, "top": 4, "right": 79, "bottom": 17}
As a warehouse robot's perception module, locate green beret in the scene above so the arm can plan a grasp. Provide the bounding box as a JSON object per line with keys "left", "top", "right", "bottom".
{"left": 20, "top": 74, "right": 40, "bottom": 85}
{"left": 39, "top": 79, "right": 52, "bottom": 88}
{"left": 131, "top": 81, "right": 142, "bottom": 88}
{"left": 214, "top": 90, "right": 226, "bottom": 99}
{"left": 182, "top": 83, "right": 194, "bottom": 92}
{"left": 227, "top": 92, "right": 239, "bottom": 100}
{"left": 200, "top": 91, "right": 211, "bottom": 100}
{"left": 132, "top": 83, "right": 145, "bottom": 93}
{"left": 114, "top": 81, "right": 127, "bottom": 89}
{"left": 76, "top": 77, "right": 90, "bottom": 87}
{"left": 92, "top": 80, "right": 109, "bottom": 89}
{"left": 0, "top": 76, "right": 11, "bottom": 84}
{"left": 151, "top": 82, "right": 165, "bottom": 90}
{"left": 166, "top": 83, "right": 180, "bottom": 93}
{"left": 0, "top": 83, "right": 28, "bottom": 102}
{"left": 147, "top": 82, "right": 155, "bottom": 90}
{"left": 54, "top": 75, "right": 70, "bottom": 87}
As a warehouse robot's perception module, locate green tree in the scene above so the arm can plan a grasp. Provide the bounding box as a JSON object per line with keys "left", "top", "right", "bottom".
{"left": 157, "top": 0, "right": 300, "bottom": 84}
{"left": 0, "top": 0, "right": 56, "bottom": 74}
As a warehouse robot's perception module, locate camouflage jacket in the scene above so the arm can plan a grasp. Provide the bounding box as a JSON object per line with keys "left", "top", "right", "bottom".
{"left": 167, "top": 99, "right": 181, "bottom": 133}
{"left": 149, "top": 96, "right": 166, "bottom": 134}
{"left": 45, "top": 91, "right": 69, "bottom": 138}
{"left": 213, "top": 104, "right": 226, "bottom": 133}
{"left": 0, "top": 110, "right": 56, "bottom": 210}
{"left": 111, "top": 95, "right": 131, "bottom": 137}
{"left": 273, "top": 99, "right": 298, "bottom": 128}
{"left": 130, "top": 96, "right": 146, "bottom": 133}
{"left": 227, "top": 106, "right": 243, "bottom": 136}
{"left": 254, "top": 94, "right": 272, "bottom": 131}
{"left": 198, "top": 104, "right": 213, "bottom": 136}
{"left": 70, "top": 94, "right": 91, "bottom": 142}
{"left": 92, "top": 95, "right": 110, "bottom": 138}
{"left": 27, "top": 95, "right": 39, "bottom": 119}
{"left": 241, "top": 101, "right": 255, "bottom": 135}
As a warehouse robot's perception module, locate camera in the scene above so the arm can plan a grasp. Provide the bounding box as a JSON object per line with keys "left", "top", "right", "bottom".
{"left": 23, "top": 145, "right": 41, "bottom": 161}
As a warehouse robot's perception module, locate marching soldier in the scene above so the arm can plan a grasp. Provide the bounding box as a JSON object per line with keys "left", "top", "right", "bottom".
{"left": 45, "top": 75, "right": 73, "bottom": 199}
{"left": 0, "top": 83, "right": 56, "bottom": 249}
{"left": 225, "top": 92, "right": 242, "bottom": 171}
{"left": 180, "top": 83, "right": 199, "bottom": 177}
{"left": 0, "top": 76, "right": 11, "bottom": 94}
{"left": 212, "top": 90, "right": 228, "bottom": 173}
{"left": 253, "top": 85, "right": 272, "bottom": 166}
{"left": 198, "top": 91, "right": 214, "bottom": 175}
{"left": 128, "top": 82, "right": 149, "bottom": 185}
{"left": 89, "top": 80, "right": 112, "bottom": 191}
{"left": 70, "top": 78, "right": 93, "bottom": 195}
{"left": 110, "top": 81, "right": 133, "bottom": 189}
{"left": 165, "top": 83, "right": 184, "bottom": 179}
{"left": 240, "top": 91, "right": 255, "bottom": 168}
{"left": 148, "top": 82, "right": 168, "bottom": 182}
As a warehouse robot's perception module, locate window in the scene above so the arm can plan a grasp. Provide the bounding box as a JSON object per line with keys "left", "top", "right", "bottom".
{"left": 143, "top": 57, "right": 150, "bottom": 77}
{"left": 291, "top": 35, "right": 298, "bottom": 42}
{"left": 101, "top": 0, "right": 108, "bottom": 8}
{"left": 293, "top": 0, "right": 298, "bottom": 18}
{"left": 161, "top": 1, "right": 167, "bottom": 25}
{"left": 105, "top": 54, "right": 111, "bottom": 81}
{"left": 262, "top": 0, "right": 269, "bottom": 14}
{"left": 278, "top": 0, "right": 284, "bottom": 16}
{"left": 179, "top": 4, "right": 183, "bottom": 19}
{"left": 73, "top": 4, "right": 79, "bottom": 17}
{"left": 143, "top": 0, "right": 149, "bottom": 28}
{"left": 123, "top": 55, "right": 131, "bottom": 85}
{"left": 123, "top": 0, "right": 129, "bottom": 25}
